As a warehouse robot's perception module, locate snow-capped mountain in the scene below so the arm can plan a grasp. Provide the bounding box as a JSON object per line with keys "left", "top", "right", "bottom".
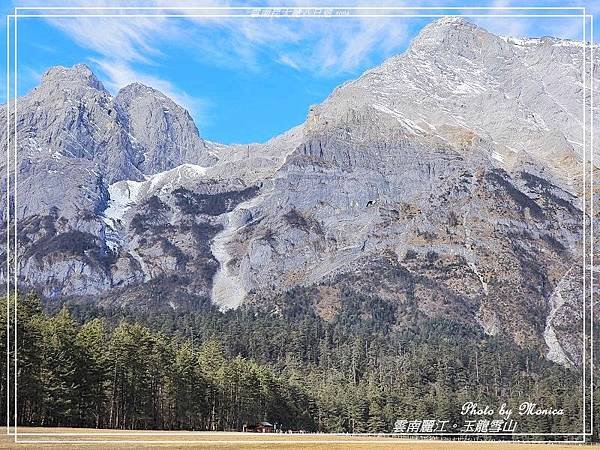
{"left": 0, "top": 18, "right": 597, "bottom": 367}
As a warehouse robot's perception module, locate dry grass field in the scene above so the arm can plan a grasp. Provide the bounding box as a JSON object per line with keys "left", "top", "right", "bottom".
{"left": 0, "top": 428, "right": 593, "bottom": 449}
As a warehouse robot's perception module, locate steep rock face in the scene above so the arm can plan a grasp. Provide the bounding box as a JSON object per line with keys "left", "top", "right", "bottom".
{"left": 96, "top": 175, "right": 257, "bottom": 309}
{"left": 229, "top": 121, "right": 582, "bottom": 350}
{"left": 0, "top": 64, "right": 219, "bottom": 222}
{"left": 0, "top": 19, "right": 596, "bottom": 366}
{"left": 309, "top": 17, "right": 592, "bottom": 189}
{"left": 211, "top": 18, "right": 596, "bottom": 363}
{"left": 13, "top": 64, "right": 143, "bottom": 179}
{"left": 115, "top": 83, "right": 216, "bottom": 174}
{"left": 0, "top": 64, "right": 139, "bottom": 222}
{"left": 207, "top": 125, "right": 305, "bottom": 185}
{"left": 10, "top": 164, "right": 259, "bottom": 305}
{"left": 0, "top": 64, "right": 221, "bottom": 305}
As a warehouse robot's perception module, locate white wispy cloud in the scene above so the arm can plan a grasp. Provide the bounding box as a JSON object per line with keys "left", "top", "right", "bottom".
{"left": 22, "top": 65, "right": 43, "bottom": 86}
{"left": 21, "top": 0, "right": 415, "bottom": 78}
{"left": 468, "top": 0, "right": 531, "bottom": 38}
{"left": 9, "top": 0, "right": 597, "bottom": 115}
{"left": 179, "top": 15, "right": 412, "bottom": 77}
{"left": 277, "top": 54, "right": 301, "bottom": 71}
{"left": 182, "top": 9, "right": 412, "bottom": 76}
{"left": 51, "top": 17, "right": 170, "bottom": 64}
{"left": 468, "top": 0, "right": 586, "bottom": 41}
{"left": 14, "top": 0, "right": 209, "bottom": 120}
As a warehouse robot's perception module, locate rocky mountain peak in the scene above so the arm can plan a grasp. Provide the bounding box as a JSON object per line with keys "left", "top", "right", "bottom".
{"left": 413, "top": 16, "right": 481, "bottom": 40}
{"left": 117, "top": 82, "right": 166, "bottom": 101}
{"left": 115, "top": 80, "right": 196, "bottom": 132}
{"left": 40, "top": 63, "right": 106, "bottom": 92}
{"left": 114, "top": 79, "right": 216, "bottom": 174}
{"left": 2, "top": 20, "right": 595, "bottom": 371}
{"left": 408, "top": 16, "right": 506, "bottom": 60}
{"left": 425, "top": 16, "right": 478, "bottom": 31}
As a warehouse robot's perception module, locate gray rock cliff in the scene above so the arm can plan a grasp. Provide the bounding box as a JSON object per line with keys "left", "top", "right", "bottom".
{"left": 1, "top": 18, "right": 597, "bottom": 367}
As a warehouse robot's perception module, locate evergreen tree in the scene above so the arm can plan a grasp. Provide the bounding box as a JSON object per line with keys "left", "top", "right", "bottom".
{"left": 0, "top": 292, "right": 585, "bottom": 438}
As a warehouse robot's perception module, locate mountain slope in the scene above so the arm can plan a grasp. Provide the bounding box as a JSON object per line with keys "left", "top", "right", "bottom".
{"left": 212, "top": 18, "right": 595, "bottom": 366}
{"left": 1, "top": 18, "right": 597, "bottom": 368}
{"left": 114, "top": 83, "right": 217, "bottom": 173}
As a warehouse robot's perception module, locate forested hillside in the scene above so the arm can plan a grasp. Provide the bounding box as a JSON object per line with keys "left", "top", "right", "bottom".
{"left": 0, "top": 292, "right": 594, "bottom": 439}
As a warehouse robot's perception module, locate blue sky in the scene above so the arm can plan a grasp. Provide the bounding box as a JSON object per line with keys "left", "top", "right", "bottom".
{"left": 2, "top": 1, "right": 598, "bottom": 144}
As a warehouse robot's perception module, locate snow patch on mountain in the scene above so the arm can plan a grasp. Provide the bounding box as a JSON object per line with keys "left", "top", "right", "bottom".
{"left": 102, "top": 163, "right": 210, "bottom": 251}
{"left": 544, "top": 268, "right": 576, "bottom": 367}
{"left": 104, "top": 163, "right": 209, "bottom": 215}
{"left": 211, "top": 194, "right": 265, "bottom": 310}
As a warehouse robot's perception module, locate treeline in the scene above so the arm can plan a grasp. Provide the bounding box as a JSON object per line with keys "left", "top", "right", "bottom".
{"left": 0, "top": 295, "right": 312, "bottom": 430}
{"left": 0, "top": 292, "right": 591, "bottom": 436}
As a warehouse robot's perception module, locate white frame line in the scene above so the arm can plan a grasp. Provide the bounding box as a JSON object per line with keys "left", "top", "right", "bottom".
{"left": 4, "top": 5, "right": 593, "bottom": 445}
{"left": 8, "top": 438, "right": 591, "bottom": 445}
{"left": 5, "top": 14, "right": 589, "bottom": 18}
{"left": 584, "top": 15, "right": 594, "bottom": 433}
{"left": 4, "top": 13, "right": 10, "bottom": 438}
{"left": 12, "top": 11, "right": 17, "bottom": 441}
{"left": 582, "top": 10, "right": 586, "bottom": 438}
{"left": 12, "top": 6, "right": 589, "bottom": 10}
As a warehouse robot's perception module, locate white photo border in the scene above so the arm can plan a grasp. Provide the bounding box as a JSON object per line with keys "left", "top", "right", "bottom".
{"left": 4, "top": 5, "right": 595, "bottom": 445}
